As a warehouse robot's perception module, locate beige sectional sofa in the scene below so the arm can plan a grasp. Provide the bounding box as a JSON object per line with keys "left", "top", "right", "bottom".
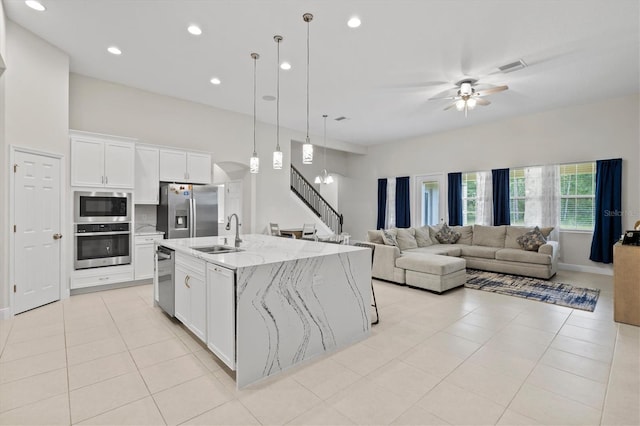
{"left": 367, "top": 224, "right": 558, "bottom": 293}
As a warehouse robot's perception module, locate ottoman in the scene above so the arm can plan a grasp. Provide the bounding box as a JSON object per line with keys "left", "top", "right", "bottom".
{"left": 395, "top": 254, "right": 466, "bottom": 293}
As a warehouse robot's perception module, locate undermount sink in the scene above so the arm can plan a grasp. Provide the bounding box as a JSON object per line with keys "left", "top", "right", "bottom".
{"left": 192, "top": 245, "right": 243, "bottom": 254}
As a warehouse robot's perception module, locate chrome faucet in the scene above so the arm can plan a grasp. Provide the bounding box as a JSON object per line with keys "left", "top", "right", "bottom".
{"left": 225, "top": 214, "right": 242, "bottom": 248}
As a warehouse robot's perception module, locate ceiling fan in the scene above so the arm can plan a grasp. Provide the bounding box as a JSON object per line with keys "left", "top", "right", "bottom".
{"left": 429, "top": 78, "right": 509, "bottom": 117}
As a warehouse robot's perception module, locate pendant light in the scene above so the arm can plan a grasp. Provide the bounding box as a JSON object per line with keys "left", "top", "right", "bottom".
{"left": 315, "top": 115, "right": 333, "bottom": 184}
{"left": 272, "top": 35, "right": 283, "bottom": 169}
{"left": 249, "top": 52, "right": 260, "bottom": 174}
{"left": 302, "top": 13, "right": 314, "bottom": 164}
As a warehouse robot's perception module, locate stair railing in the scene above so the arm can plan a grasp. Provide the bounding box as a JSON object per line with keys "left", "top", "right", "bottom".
{"left": 290, "top": 165, "right": 343, "bottom": 234}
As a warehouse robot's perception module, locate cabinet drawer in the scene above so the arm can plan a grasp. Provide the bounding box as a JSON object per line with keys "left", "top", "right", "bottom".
{"left": 71, "top": 268, "right": 134, "bottom": 289}
{"left": 175, "top": 252, "right": 206, "bottom": 276}
{"left": 135, "top": 234, "right": 164, "bottom": 245}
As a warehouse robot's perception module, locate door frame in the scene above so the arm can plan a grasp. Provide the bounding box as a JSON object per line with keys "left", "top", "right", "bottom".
{"left": 9, "top": 145, "right": 67, "bottom": 317}
{"left": 412, "top": 173, "right": 447, "bottom": 227}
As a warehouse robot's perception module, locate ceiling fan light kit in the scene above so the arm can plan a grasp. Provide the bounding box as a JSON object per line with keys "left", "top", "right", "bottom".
{"left": 433, "top": 78, "right": 508, "bottom": 118}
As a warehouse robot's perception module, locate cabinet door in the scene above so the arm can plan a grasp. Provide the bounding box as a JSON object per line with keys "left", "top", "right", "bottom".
{"left": 188, "top": 273, "right": 207, "bottom": 342}
{"left": 207, "top": 264, "right": 235, "bottom": 369}
{"left": 187, "top": 152, "right": 212, "bottom": 184}
{"left": 104, "top": 141, "right": 135, "bottom": 188}
{"left": 174, "top": 264, "right": 190, "bottom": 325}
{"left": 159, "top": 149, "right": 187, "bottom": 182}
{"left": 135, "top": 146, "right": 160, "bottom": 204}
{"left": 71, "top": 138, "right": 105, "bottom": 187}
{"left": 134, "top": 243, "right": 155, "bottom": 280}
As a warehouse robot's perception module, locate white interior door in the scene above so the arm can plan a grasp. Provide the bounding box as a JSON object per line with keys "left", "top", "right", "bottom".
{"left": 415, "top": 173, "right": 446, "bottom": 227}
{"left": 13, "top": 151, "right": 62, "bottom": 314}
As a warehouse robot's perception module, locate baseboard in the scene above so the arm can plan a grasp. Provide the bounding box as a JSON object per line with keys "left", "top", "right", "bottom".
{"left": 558, "top": 263, "right": 613, "bottom": 276}
{"left": 0, "top": 307, "right": 12, "bottom": 320}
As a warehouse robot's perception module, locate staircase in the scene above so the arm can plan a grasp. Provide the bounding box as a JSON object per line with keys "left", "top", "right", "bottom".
{"left": 290, "top": 165, "right": 343, "bottom": 234}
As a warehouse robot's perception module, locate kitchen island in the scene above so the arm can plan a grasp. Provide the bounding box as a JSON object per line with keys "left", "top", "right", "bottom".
{"left": 155, "top": 234, "right": 371, "bottom": 388}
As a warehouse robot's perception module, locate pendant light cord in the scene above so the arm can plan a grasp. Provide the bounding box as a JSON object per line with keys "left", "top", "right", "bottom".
{"left": 323, "top": 114, "right": 327, "bottom": 170}
{"left": 305, "top": 17, "right": 310, "bottom": 140}
{"left": 253, "top": 54, "right": 257, "bottom": 155}
{"left": 276, "top": 38, "right": 281, "bottom": 151}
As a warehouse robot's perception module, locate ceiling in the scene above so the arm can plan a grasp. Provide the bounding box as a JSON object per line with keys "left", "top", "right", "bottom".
{"left": 4, "top": 0, "right": 639, "bottom": 146}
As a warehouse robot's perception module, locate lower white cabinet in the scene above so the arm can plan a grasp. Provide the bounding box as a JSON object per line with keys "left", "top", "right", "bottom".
{"left": 175, "top": 253, "right": 207, "bottom": 342}
{"left": 206, "top": 264, "right": 236, "bottom": 370}
{"left": 71, "top": 265, "right": 133, "bottom": 290}
{"left": 134, "top": 234, "right": 164, "bottom": 280}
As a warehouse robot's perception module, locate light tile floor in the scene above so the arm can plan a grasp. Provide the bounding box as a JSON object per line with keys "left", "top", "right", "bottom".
{"left": 0, "top": 270, "right": 638, "bottom": 425}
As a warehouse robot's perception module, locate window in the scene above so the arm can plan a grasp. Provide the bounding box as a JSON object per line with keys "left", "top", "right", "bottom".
{"left": 560, "top": 162, "right": 596, "bottom": 230}
{"left": 416, "top": 174, "right": 444, "bottom": 227}
{"left": 461, "top": 172, "right": 477, "bottom": 225}
{"left": 509, "top": 168, "right": 526, "bottom": 225}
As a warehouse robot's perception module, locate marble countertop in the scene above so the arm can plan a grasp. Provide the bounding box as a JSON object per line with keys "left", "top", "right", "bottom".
{"left": 157, "top": 234, "right": 365, "bottom": 269}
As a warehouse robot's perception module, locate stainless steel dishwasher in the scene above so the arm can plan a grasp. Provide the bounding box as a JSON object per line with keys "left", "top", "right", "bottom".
{"left": 156, "top": 246, "right": 175, "bottom": 316}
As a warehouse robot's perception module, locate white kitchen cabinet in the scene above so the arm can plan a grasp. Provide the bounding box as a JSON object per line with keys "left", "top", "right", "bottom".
{"left": 206, "top": 263, "right": 235, "bottom": 369}
{"left": 70, "top": 131, "right": 135, "bottom": 189}
{"left": 135, "top": 146, "right": 160, "bottom": 204}
{"left": 175, "top": 253, "right": 207, "bottom": 342}
{"left": 134, "top": 234, "right": 163, "bottom": 280}
{"left": 159, "top": 149, "right": 211, "bottom": 184}
{"left": 71, "top": 265, "right": 134, "bottom": 290}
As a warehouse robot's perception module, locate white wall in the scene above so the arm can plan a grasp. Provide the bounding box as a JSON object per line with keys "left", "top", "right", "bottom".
{"left": 1, "top": 22, "right": 69, "bottom": 312}
{"left": 0, "top": 1, "right": 7, "bottom": 315}
{"left": 69, "top": 74, "right": 363, "bottom": 236}
{"left": 342, "top": 94, "right": 640, "bottom": 274}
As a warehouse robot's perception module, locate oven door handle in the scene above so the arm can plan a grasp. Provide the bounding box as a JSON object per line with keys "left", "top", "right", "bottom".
{"left": 75, "top": 231, "right": 131, "bottom": 237}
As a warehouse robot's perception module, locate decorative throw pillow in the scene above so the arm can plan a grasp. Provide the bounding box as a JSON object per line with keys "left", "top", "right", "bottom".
{"left": 381, "top": 229, "right": 399, "bottom": 248}
{"left": 367, "top": 230, "right": 384, "bottom": 244}
{"left": 517, "top": 226, "right": 547, "bottom": 251}
{"left": 414, "top": 226, "right": 433, "bottom": 247}
{"left": 434, "top": 223, "right": 461, "bottom": 244}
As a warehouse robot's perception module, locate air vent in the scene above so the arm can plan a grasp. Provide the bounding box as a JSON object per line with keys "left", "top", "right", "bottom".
{"left": 334, "top": 116, "right": 348, "bottom": 121}
{"left": 498, "top": 59, "right": 527, "bottom": 73}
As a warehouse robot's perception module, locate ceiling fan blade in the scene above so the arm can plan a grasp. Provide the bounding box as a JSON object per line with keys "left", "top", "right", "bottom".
{"left": 474, "top": 97, "right": 491, "bottom": 106}
{"left": 475, "top": 85, "right": 508, "bottom": 97}
{"left": 429, "top": 95, "right": 458, "bottom": 101}
{"left": 443, "top": 103, "right": 457, "bottom": 111}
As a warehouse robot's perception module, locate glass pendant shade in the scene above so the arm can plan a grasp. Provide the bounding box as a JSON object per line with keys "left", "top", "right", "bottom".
{"left": 250, "top": 153, "right": 259, "bottom": 174}
{"left": 467, "top": 97, "right": 477, "bottom": 109}
{"left": 314, "top": 175, "right": 322, "bottom": 184}
{"left": 455, "top": 99, "right": 466, "bottom": 111}
{"left": 325, "top": 173, "right": 334, "bottom": 184}
{"left": 273, "top": 150, "right": 283, "bottom": 169}
{"left": 302, "top": 139, "right": 313, "bottom": 164}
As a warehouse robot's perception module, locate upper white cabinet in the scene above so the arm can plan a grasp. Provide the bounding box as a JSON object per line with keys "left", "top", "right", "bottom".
{"left": 159, "top": 149, "right": 211, "bottom": 184}
{"left": 135, "top": 145, "right": 160, "bottom": 204}
{"left": 70, "top": 131, "right": 135, "bottom": 189}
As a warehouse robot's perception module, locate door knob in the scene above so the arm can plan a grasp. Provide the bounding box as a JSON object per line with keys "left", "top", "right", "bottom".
{"left": 53, "top": 233, "right": 63, "bottom": 240}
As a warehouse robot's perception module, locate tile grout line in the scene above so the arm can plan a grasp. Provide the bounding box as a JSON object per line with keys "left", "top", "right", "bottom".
{"left": 597, "top": 325, "right": 621, "bottom": 426}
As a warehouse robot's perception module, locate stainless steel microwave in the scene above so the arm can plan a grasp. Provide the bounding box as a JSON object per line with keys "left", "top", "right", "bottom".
{"left": 74, "top": 191, "right": 131, "bottom": 223}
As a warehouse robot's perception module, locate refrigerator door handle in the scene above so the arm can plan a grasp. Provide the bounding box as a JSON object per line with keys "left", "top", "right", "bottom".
{"left": 192, "top": 198, "right": 197, "bottom": 238}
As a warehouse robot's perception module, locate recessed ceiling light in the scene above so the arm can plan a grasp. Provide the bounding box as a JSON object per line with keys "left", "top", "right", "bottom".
{"left": 210, "top": 77, "right": 221, "bottom": 85}
{"left": 347, "top": 17, "right": 361, "bottom": 28}
{"left": 107, "top": 46, "right": 122, "bottom": 55}
{"left": 25, "top": 0, "right": 45, "bottom": 11}
{"left": 187, "top": 25, "right": 202, "bottom": 36}
{"left": 280, "top": 62, "right": 291, "bottom": 70}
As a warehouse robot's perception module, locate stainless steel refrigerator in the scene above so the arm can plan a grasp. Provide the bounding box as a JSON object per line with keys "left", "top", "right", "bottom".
{"left": 157, "top": 183, "right": 218, "bottom": 239}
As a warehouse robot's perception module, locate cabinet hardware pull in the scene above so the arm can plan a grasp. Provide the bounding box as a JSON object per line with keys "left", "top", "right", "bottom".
{"left": 185, "top": 275, "right": 191, "bottom": 288}
{"left": 105, "top": 176, "right": 108, "bottom": 184}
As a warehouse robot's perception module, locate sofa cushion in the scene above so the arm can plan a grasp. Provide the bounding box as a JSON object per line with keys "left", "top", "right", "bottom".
{"left": 472, "top": 225, "right": 506, "bottom": 248}
{"left": 396, "top": 254, "right": 466, "bottom": 275}
{"left": 382, "top": 229, "right": 399, "bottom": 247}
{"left": 367, "top": 230, "right": 384, "bottom": 244}
{"left": 452, "top": 225, "right": 473, "bottom": 245}
{"left": 460, "top": 245, "right": 501, "bottom": 259}
{"left": 434, "top": 224, "right": 461, "bottom": 244}
{"left": 495, "top": 248, "right": 551, "bottom": 265}
{"left": 517, "top": 227, "right": 547, "bottom": 251}
{"left": 428, "top": 224, "right": 444, "bottom": 244}
{"left": 396, "top": 228, "right": 418, "bottom": 251}
{"left": 414, "top": 226, "right": 434, "bottom": 247}
{"left": 407, "top": 245, "right": 463, "bottom": 257}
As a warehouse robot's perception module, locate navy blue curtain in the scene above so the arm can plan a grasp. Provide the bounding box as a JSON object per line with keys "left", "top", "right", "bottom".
{"left": 492, "top": 168, "right": 511, "bottom": 226}
{"left": 448, "top": 172, "right": 463, "bottom": 226}
{"left": 590, "top": 159, "right": 622, "bottom": 264}
{"left": 376, "top": 178, "right": 387, "bottom": 230}
{"left": 395, "top": 177, "right": 411, "bottom": 228}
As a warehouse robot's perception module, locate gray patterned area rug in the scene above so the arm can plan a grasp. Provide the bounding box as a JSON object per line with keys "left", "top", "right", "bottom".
{"left": 465, "top": 269, "right": 600, "bottom": 312}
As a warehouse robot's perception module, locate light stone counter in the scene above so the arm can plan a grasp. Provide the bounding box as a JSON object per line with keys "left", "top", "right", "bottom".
{"left": 157, "top": 234, "right": 371, "bottom": 388}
